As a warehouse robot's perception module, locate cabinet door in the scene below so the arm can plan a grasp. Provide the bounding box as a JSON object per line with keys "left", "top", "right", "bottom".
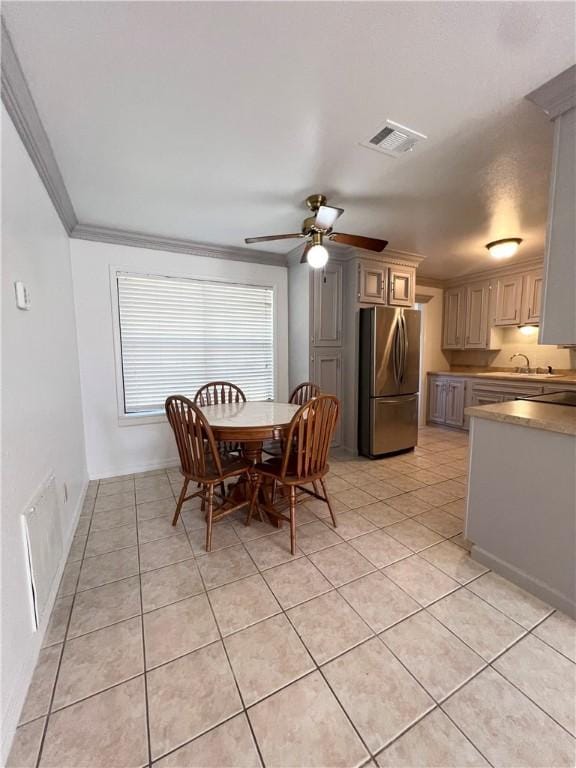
{"left": 445, "top": 380, "right": 466, "bottom": 427}
{"left": 311, "top": 350, "right": 342, "bottom": 445}
{"left": 358, "top": 263, "right": 386, "bottom": 304}
{"left": 494, "top": 275, "right": 523, "bottom": 326}
{"left": 428, "top": 378, "right": 446, "bottom": 424}
{"left": 388, "top": 267, "right": 415, "bottom": 307}
{"left": 443, "top": 287, "right": 465, "bottom": 349}
{"left": 465, "top": 281, "right": 490, "bottom": 348}
{"left": 312, "top": 262, "right": 343, "bottom": 346}
{"left": 521, "top": 270, "right": 543, "bottom": 325}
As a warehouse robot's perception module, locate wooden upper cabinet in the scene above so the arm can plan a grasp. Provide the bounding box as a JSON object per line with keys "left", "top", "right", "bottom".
{"left": 312, "top": 262, "right": 342, "bottom": 346}
{"left": 388, "top": 267, "right": 415, "bottom": 307}
{"left": 464, "top": 281, "right": 490, "bottom": 348}
{"left": 358, "top": 262, "right": 386, "bottom": 304}
{"left": 443, "top": 287, "right": 465, "bottom": 349}
{"left": 521, "top": 269, "right": 543, "bottom": 325}
{"left": 494, "top": 275, "right": 523, "bottom": 326}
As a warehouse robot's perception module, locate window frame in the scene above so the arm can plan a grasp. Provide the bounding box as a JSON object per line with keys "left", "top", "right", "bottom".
{"left": 109, "top": 265, "right": 279, "bottom": 426}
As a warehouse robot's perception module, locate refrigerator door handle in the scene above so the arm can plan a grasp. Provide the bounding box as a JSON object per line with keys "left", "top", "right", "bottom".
{"left": 392, "top": 318, "right": 401, "bottom": 387}
{"left": 401, "top": 312, "right": 409, "bottom": 383}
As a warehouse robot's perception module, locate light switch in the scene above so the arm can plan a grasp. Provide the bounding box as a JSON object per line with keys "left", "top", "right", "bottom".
{"left": 14, "top": 281, "right": 31, "bottom": 310}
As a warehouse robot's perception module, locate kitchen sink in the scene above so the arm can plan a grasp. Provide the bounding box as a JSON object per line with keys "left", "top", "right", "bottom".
{"left": 475, "top": 372, "right": 564, "bottom": 378}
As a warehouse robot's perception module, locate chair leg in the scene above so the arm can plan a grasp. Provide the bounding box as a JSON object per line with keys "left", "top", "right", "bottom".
{"left": 312, "top": 480, "right": 320, "bottom": 497}
{"left": 320, "top": 478, "right": 337, "bottom": 529}
{"left": 205, "top": 484, "right": 215, "bottom": 553}
{"left": 289, "top": 486, "right": 297, "bottom": 556}
{"left": 172, "top": 478, "right": 189, "bottom": 526}
{"left": 246, "top": 476, "right": 262, "bottom": 526}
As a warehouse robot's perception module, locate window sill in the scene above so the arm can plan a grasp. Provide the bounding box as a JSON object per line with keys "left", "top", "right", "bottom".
{"left": 117, "top": 412, "right": 167, "bottom": 427}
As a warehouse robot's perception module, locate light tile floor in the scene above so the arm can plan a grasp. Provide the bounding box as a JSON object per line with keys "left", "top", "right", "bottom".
{"left": 8, "top": 426, "right": 576, "bottom": 768}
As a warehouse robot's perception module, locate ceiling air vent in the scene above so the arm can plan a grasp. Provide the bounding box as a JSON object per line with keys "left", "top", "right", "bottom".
{"left": 360, "top": 120, "right": 427, "bottom": 158}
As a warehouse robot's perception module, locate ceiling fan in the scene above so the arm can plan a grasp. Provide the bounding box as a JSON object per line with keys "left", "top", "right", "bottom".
{"left": 245, "top": 194, "right": 388, "bottom": 268}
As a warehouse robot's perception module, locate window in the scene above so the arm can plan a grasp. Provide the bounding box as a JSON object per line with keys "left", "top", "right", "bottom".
{"left": 116, "top": 272, "right": 275, "bottom": 415}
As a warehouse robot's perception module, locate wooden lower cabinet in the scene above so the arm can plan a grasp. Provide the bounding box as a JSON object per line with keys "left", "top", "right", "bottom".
{"left": 428, "top": 376, "right": 466, "bottom": 427}
{"left": 311, "top": 349, "right": 342, "bottom": 445}
{"left": 470, "top": 390, "right": 504, "bottom": 407}
{"left": 429, "top": 376, "right": 554, "bottom": 430}
{"left": 445, "top": 380, "right": 466, "bottom": 427}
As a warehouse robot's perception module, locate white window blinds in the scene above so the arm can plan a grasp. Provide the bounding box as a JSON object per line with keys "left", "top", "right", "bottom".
{"left": 116, "top": 273, "right": 275, "bottom": 414}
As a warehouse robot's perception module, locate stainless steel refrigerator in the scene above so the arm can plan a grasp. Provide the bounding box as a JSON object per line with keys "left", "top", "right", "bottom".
{"left": 358, "top": 306, "right": 421, "bottom": 458}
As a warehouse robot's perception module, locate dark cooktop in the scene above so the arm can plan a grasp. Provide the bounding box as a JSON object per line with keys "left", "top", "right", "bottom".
{"left": 519, "top": 391, "right": 576, "bottom": 407}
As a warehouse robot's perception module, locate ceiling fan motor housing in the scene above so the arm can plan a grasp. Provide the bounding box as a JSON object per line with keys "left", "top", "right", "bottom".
{"left": 305, "top": 193, "right": 327, "bottom": 212}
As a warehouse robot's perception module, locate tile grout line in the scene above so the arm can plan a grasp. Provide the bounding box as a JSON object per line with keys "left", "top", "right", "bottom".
{"left": 235, "top": 531, "right": 377, "bottom": 765}
{"left": 177, "top": 484, "right": 268, "bottom": 768}
{"left": 28, "top": 433, "right": 572, "bottom": 767}
{"left": 132, "top": 480, "right": 154, "bottom": 768}
{"left": 34, "top": 482, "right": 99, "bottom": 768}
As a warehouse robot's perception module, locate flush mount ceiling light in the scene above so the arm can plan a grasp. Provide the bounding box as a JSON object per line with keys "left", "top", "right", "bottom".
{"left": 485, "top": 238, "right": 523, "bottom": 259}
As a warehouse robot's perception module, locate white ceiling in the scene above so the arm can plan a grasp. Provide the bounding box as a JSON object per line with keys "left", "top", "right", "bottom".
{"left": 3, "top": 1, "right": 575, "bottom": 277}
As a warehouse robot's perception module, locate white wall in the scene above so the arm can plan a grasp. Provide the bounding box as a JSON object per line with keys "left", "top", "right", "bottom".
{"left": 1, "top": 107, "right": 87, "bottom": 759}
{"left": 417, "top": 286, "right": 450, "bottom": 424}
{"left": 70, "top": 240, "right": 289, "bottom": 479}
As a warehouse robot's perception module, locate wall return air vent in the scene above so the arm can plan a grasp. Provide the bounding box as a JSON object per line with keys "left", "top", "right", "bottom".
{"left": 360, "top": 120, "right": 427, "bottom": 158}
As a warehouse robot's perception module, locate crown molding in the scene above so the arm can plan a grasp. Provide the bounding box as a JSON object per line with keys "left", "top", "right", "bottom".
{"left": 526, "top": 65, "right": 576, "bottom": 120}
{"left": 444, "top": 256, "right": 544, "bottom": 287}
{"left": 71, "top": 224, "right": 287, "bottom": 267}
{"left": 1, "top": 17, "right": 77, "bottom": 234}
{"left": 337, "top": 246, "right": 425, "bottom": 268}
{"left": 416, "top": 276, "right": 444, "bottom": 289}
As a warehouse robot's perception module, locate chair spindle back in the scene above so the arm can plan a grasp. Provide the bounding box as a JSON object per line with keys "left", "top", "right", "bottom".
{"left": 194, "top": 382, "right": 246, "bottom": 407}
{"left": 165, "top": 395, "right": 222, "bottom": 479}
{"left": 281, "top": 395, "right": 339, "bottom": 480}
{"left": 289, "top": 382, "right": 320, "bottom": 405}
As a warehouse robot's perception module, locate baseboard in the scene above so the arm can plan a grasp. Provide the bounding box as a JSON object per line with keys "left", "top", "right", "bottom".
{"left": 471, "top": 545, "right": 576, "bottom": 619}
{"left": 1, "top": 478, "right": 89, "bottom": 765}
{"left": 88, "top": 456, "right": 180, "bottom": 481}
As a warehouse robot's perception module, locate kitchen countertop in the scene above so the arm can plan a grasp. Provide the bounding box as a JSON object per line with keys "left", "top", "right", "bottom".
{"left": 428, "top": 370, "right": 576, "bottom": 384}
{"left": 465, "top": 400, "right": 576, "bottom": 436}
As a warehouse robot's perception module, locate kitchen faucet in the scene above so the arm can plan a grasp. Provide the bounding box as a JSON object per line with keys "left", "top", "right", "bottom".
{"left": 510, "top": 353, "right": 531, "bottom": 373}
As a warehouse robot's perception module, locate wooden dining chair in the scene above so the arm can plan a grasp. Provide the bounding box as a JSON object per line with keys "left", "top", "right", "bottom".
{"left": 193, "top": 381, "right": 247, "bottom": 407}
{"left": 194, "top": 381, "right": 246, "bottom": 456}
{"left": 289, "top": 381, "right": 320, "bottom": 405}
{"left": 246, "top": 395, "right": 339, "bottom": 555}
{"left": 165, "top": 395, "right": 253, "bottom": 552}
{"left": 262, "top": 382, "right": 320, "bottom": 458}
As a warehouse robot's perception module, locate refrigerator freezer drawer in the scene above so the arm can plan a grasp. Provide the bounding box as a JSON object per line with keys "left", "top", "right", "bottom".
{"left": 370, "top": 394, "right": 419, "bottom": 456}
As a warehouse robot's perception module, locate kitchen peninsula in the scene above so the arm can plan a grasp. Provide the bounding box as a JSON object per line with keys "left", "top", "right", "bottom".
{"left": 465, "top": 398, "right": 576, "bottom": 618}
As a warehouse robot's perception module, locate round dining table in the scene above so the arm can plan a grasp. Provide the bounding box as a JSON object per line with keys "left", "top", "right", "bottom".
{"left": 198, "top": 401, "right": 301, "bottom": 527}
{"left": 198, "top": 400, "right": 300, "bottom": 463}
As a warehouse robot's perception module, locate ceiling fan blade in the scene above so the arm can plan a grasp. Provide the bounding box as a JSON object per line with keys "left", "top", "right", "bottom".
{"left": 244, "top": 233, "right": 305, "bottom": 244}
{"left": 314, "top": 205, "right": 344, "bottom": 231}
{"left": 329, "top": 232, "right": 388, "bottom": 252}
{"left": 300, "top": 242, "right": 312, "bottom": 264}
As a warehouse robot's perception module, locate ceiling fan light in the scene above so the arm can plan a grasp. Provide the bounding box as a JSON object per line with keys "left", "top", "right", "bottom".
{"left": 307, "top": 244, "right": 329, "bottom": 269}
{"left": 485, "top": 238, "right": 522, "bottom": 259}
